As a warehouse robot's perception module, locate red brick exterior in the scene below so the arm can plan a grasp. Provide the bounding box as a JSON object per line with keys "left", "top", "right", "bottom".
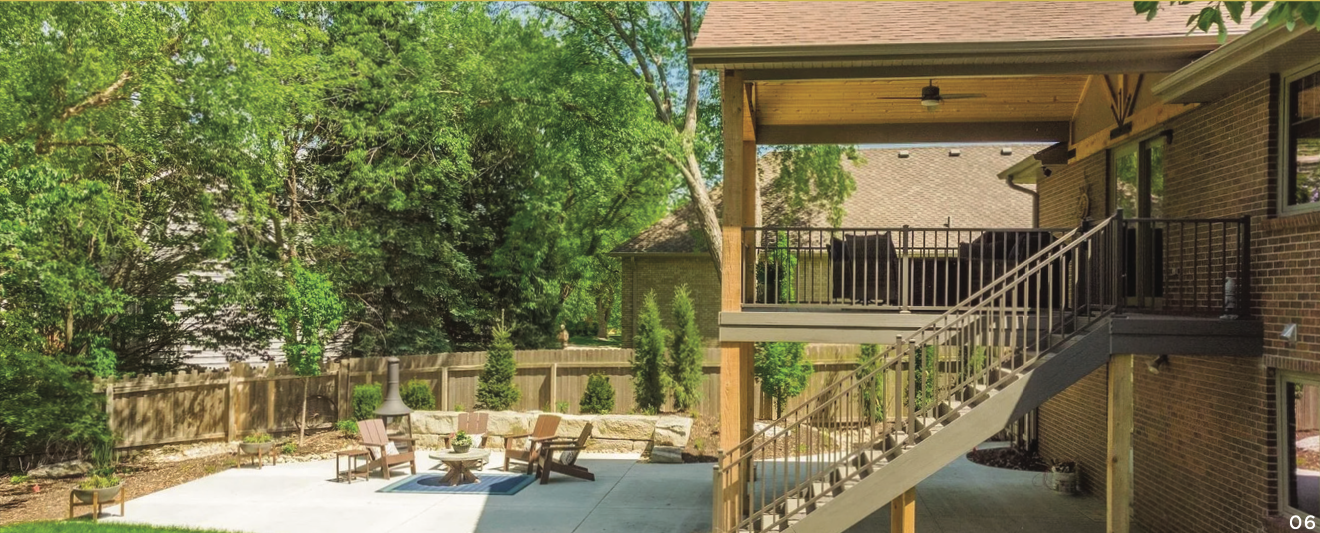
{"left": 1035, "top": 76, "right": 1320, "bottom": 532}
{"left": 619, "top": 255, "right": 722, "bottom": 348}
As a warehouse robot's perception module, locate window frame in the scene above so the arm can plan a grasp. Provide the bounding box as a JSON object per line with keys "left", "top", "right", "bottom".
{"left": 1278, "top": 61, "right": 1320, "bottom": 216}
{"left": 1277, "top": 371, "right": 1320, "bottom": 524}
{"left": 1108, "top": 133, "right": 1166, "bottom": 218}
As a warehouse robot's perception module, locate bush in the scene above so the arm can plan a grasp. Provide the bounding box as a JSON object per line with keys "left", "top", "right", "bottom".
{"left": 579, "top": 373, "right": 616, "bottom": 414}
{"left": 243, "top": 433, "right": 273, "bottom": 444}
{"left": 632, "top": 291, "right": 668, "bottom": 412}
{"left": 280, "top": 442, "right": 298, "bottom": 455}
{"left": 668, "top": 285, "right": 704, "bottom": 412}
{"left": 476, "top": 322, "right": 520, "bottom": 410}
{"left": 334, "top": 419, "right": 359, "bottom": 435}
{"left": 0, "top": 349, "right": 110, "bottom": 458}
{"left": 754, "top": 342, "right": 814, "bottom": 418}
{"left": 858, "top": 344, "right": 885, "bottom": 424}
{"left": 401, "top": 379, "right": 436, "bottom": 410}
{"left": 352, "top": 383, "right": 383, "bottom": 421}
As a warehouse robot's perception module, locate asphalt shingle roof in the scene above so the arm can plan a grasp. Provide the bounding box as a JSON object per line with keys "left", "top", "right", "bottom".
{"left": 612, "top": 144, "right": 1048, "bottom": 254}
{"left": 693, "top": 2, "right": 1236, "bottom": 51}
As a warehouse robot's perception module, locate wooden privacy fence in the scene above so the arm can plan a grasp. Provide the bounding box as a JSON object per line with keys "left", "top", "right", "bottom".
{"left": 95, "top": 345, "right": 865, "bottom": 449}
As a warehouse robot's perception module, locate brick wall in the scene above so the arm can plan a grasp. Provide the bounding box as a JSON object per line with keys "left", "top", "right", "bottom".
{"left": 619, "top": 255, "right": 721, "bottom": 347}
{"left": 1038, "top": 150, "right": 1108, "bottom": 228}
{"left": 1037, "top": 77, "right": 1299, "bottom": 532}
{"left": 1132, "top": 355, "right": 1272, "bottom": 533}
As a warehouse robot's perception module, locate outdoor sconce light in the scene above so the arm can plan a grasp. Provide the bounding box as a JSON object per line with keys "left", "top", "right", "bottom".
{"left": 1282, "top": 323, "right": 1299, "bottom": 346}
{"left": 1147, "top": 354, "right": 1169, "bottom": 374}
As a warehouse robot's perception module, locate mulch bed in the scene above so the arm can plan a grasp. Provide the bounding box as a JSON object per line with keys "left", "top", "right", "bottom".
{"left": 966, "top": 445, "right": 1049, "bottom": 472}
{"left": 0, "top": 429, "right": 357, "bottom": 526}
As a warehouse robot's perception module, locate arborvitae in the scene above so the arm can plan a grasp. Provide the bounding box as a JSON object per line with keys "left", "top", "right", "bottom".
{"left": 632, "top": 290, "right": 668, "bottom": 413}
{"left": 668, "top": 284, "right": 704, "bottom": 412}
{"left": 579, "top": 373, "right": 616, "bottom": 414}
{"left": 476, "top": 322, "right": 521, "bottom": 410}
{"left": 754, "top": 341, "right": 814, "bottom": 418}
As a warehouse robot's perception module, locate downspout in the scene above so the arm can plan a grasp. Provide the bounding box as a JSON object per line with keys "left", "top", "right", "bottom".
{"left": 1005, "top": 174, "right": 1040, "bottom": 228}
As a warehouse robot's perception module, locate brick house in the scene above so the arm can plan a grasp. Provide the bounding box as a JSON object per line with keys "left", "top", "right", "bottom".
{"left": 690, "top": 3, "right": 1320, "bottom": 533}
{"left": 610, "top": 144, "right": 1045, "bottom": 347}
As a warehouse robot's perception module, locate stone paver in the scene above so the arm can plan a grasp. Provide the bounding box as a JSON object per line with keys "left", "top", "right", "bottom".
{"left": 107, "top": 445, "right": 1105, "bottom": 533}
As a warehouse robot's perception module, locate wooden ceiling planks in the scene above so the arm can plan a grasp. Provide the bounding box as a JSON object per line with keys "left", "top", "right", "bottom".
{"left": 753, "top": 76, "right": 1089, "bottom": 126}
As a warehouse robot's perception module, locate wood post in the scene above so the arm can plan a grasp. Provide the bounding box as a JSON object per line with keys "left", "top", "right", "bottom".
{"left": 441, "top": 366, "right": 450, "bottom": 411}
{"left": 266, "top": 364, "right": 277, "bottom": 433}
{"left": 1107, "top": 354, "right": 1134, "bottom": 533}
{"left": 104, "top": 378, "right": 115, "bottom": 435}
{"left": 226, "top": 363, "right": 238, "bottom": 441}
{"left": 549, "top": 363, "right": 559, "bottom": 411}
{"left": 337, "top": 361, "right": 350, "bottom": 421}
{"left": 890, "top": 487, "right": 916, "bottom": 533}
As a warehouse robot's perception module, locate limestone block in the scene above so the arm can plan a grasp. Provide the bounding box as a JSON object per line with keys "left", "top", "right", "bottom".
{"left": 485, "top": 411, "right": 537, "bottom": 436}
{"left": 592, "top": 414, "right": 657, "bottom": 441}
{"left": 652, "top": 415, "right": 693, "bottom": 447}
{"left": 650, "top": 446, "right": 684, "bottom": 464}
{"left": 410, "top": 411, "right": 458, "bottom": 435}
{"left": 29, "top": 460, "right": 92, "bottom": 479}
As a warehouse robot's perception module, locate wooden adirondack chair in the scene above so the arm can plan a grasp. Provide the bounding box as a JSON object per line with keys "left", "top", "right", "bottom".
{"left": 503, "top": 414, "right": 561, "bottom": 474}
{"left": 358, "top": 418, "right": 416, "bottom": 480}
{"left": 535, "top": 422, "right": 596, "bottom": 484}
{"left": 444, "top": 412, "right": 490, "bottom": 469}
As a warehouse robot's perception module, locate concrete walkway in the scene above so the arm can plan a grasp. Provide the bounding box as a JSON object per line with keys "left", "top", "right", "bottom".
{"left": 107, "top": 447, "right": 1104, "bottom": 533}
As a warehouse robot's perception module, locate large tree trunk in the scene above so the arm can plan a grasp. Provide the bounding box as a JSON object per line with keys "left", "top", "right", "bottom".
{"left": 594, "top": 285, "right": 614, "bottom": 339}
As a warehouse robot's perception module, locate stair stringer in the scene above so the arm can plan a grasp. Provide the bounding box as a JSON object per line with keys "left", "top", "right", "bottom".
{"left": 783, "top": 319, "right": 1112, "bottom": 533}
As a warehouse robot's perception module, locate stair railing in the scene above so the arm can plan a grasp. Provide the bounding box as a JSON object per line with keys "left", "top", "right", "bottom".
{"left": 713, "top": 216, "right": 1126, "bottom": 533}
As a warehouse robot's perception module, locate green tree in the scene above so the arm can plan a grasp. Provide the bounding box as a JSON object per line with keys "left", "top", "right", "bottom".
{"left": 753, "top": 342, "right": 814, "bottom": 418}
{"left": 858, "top": 344, "right": 885, "bottom": 425}
{"left": 534, "top": 2, "right": 859, "bottom": 277}
{"left": 668, "top": 285, "right": 704, "bottom": 412}
{"left": 1134, "top": 1, "right": 1319, "bottom": 40}
{"left": 579, "top": 373, "right": 617, "bottom": 414}
{"left": 476, "top": 322, "right": 521, "bottom": 410}
{"left": 633, "top": 291, "right": 669, "bottom": 412}
{"left": 276, "top": 261, "right": 345, "bottom": 445}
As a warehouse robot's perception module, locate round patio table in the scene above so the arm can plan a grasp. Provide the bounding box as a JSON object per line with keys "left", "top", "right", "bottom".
{"left": 429, "top": 449, "right": 491, "bottom": 486}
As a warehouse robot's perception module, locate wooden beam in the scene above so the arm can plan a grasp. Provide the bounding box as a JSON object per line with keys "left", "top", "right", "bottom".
{"left": 727, "top": 56, "right": 1203, "bottom": 81}
{"left": 890, "top": 487, "right": 916, "bottom": 533}
{"left": 758, "top": 121, "right": 1070, "bottom": 145}
{"left": 1069, "top": 102, "right": 1198, "bottom": 163}
{"left": 1107, "top": 354, "right": 1134, "bottom": 533}
{"left": 720, "top": 69, "right": 756, "bottom": 531}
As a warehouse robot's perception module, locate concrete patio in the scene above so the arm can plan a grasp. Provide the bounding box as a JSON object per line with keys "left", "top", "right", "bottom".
{"left": 105, "top": 446, "right": 1104, "bottom": 533}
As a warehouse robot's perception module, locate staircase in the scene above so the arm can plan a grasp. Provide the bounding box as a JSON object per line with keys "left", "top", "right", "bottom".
{"left": 714, "top": 216, "right": 1125, "bottom": 533}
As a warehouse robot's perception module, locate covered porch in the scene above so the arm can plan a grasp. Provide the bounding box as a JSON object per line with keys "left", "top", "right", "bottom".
{"left": 696, "top": 3, "right": 1260, "bottom": 533}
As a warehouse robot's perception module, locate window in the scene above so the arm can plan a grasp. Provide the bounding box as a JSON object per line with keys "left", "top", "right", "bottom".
{"left": 1280, "top": 373, "right": 1320, "bottom": 519}
{"left": 1282, "top": 65, "right": 1320, "bottom": 214}
{"left": 1111, "top": 136, "right": 1165, "bottom": 218}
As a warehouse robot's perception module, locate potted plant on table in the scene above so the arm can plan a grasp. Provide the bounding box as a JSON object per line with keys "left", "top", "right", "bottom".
{"left": 240, "top": 433, "right": 275, "bottom": 455}
{"left": 452, "top": 431, "right": 473, "bottom": 454}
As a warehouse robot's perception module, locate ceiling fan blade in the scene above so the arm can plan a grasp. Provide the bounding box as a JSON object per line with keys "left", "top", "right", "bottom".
{"left": 875, "top": 96, "right": 926, "bottom": 100}
{"left": 939, "top": 94, "right": 987, "bottom": 100}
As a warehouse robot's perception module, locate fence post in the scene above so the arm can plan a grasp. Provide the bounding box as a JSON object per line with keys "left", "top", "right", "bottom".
{"left": 104, "top": 377, "right": 115, "bottom": 435}
{"left": 266, "top": 364, "right": 277, "bottom": 433}
{"left": 441, "top": 366, "right": 450, "bottom": 411}
{"left": 549, "top": 363, "right": 559, "bottom": 411}
{"left": 337, "top": 360, "right": 350, "bottom": 421}
{"left": 226, "top": 363, "right": 238, "bottom": 441}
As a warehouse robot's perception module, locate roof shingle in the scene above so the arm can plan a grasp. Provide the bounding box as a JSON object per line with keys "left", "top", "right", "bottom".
{"left": 612, "top": 144, "right": 1047, "bottom": 255}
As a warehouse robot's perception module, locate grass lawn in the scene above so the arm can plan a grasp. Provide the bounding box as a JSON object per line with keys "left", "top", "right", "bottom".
{"left": 568, "top": 335, "right": 621, "bottom": 347}
{"left": 0, "top": 523, "right": 232, "bottom": 533}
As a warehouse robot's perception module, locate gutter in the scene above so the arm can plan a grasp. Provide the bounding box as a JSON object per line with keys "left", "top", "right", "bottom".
{"left": 1005, "top": 174, "right": 1039, "bottom": 229}
{"left": 998, "top": 154, "right": 1045, "bottom": 228}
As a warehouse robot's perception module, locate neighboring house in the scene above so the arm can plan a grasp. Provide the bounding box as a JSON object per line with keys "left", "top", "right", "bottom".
{"left": 690, "top": 3, "right": 1312, "bottom": 533}
{"left": 609, "top": 144, "right": 1046, "bottom": 347}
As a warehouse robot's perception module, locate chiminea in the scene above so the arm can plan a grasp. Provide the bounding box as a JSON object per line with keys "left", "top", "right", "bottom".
{"left": 375, "top": 357, "right": 414, "bottom": 447}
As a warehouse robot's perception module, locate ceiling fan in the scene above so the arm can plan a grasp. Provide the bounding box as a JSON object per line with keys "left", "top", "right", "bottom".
{"left": 878, "top": 80, "right": 986, "bottom": 109}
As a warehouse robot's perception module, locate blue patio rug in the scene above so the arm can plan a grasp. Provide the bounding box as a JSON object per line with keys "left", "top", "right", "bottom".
{"left": 377, "top": 472, "right": 536, "bottom": 496}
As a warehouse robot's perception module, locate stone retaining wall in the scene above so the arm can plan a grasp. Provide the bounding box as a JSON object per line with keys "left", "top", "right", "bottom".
{"left": 410, "top": 411, "right": 692, "bottom": 455}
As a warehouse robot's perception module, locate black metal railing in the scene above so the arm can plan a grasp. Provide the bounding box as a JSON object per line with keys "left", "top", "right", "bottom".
{"left": 740, "top": 212, "right": 1251, "bottom": 317}
{"left": 742, "top": 226, "right": 1070, "bottom": 312}
{"left": 1116, "top": 213, "right": 1251, "bottom": 317}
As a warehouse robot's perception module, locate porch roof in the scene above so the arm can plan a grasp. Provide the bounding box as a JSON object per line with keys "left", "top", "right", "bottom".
{"left": 692, "top": 2, "right": 1243, "bottom": 73}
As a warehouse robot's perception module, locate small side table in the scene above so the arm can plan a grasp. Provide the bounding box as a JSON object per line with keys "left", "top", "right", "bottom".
{"left": 336, "top": 449, "right": 370, "bottom": 483}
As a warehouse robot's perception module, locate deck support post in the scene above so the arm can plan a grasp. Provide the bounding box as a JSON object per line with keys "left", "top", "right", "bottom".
{"left": 890, "top": 486, "right": 916, "bottom": 533}
{"left": 1107, "top": 354, "right": 1134, "bottom": 533}
{"left": 718, "top": 69, "right": 757, "bottom": 532}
